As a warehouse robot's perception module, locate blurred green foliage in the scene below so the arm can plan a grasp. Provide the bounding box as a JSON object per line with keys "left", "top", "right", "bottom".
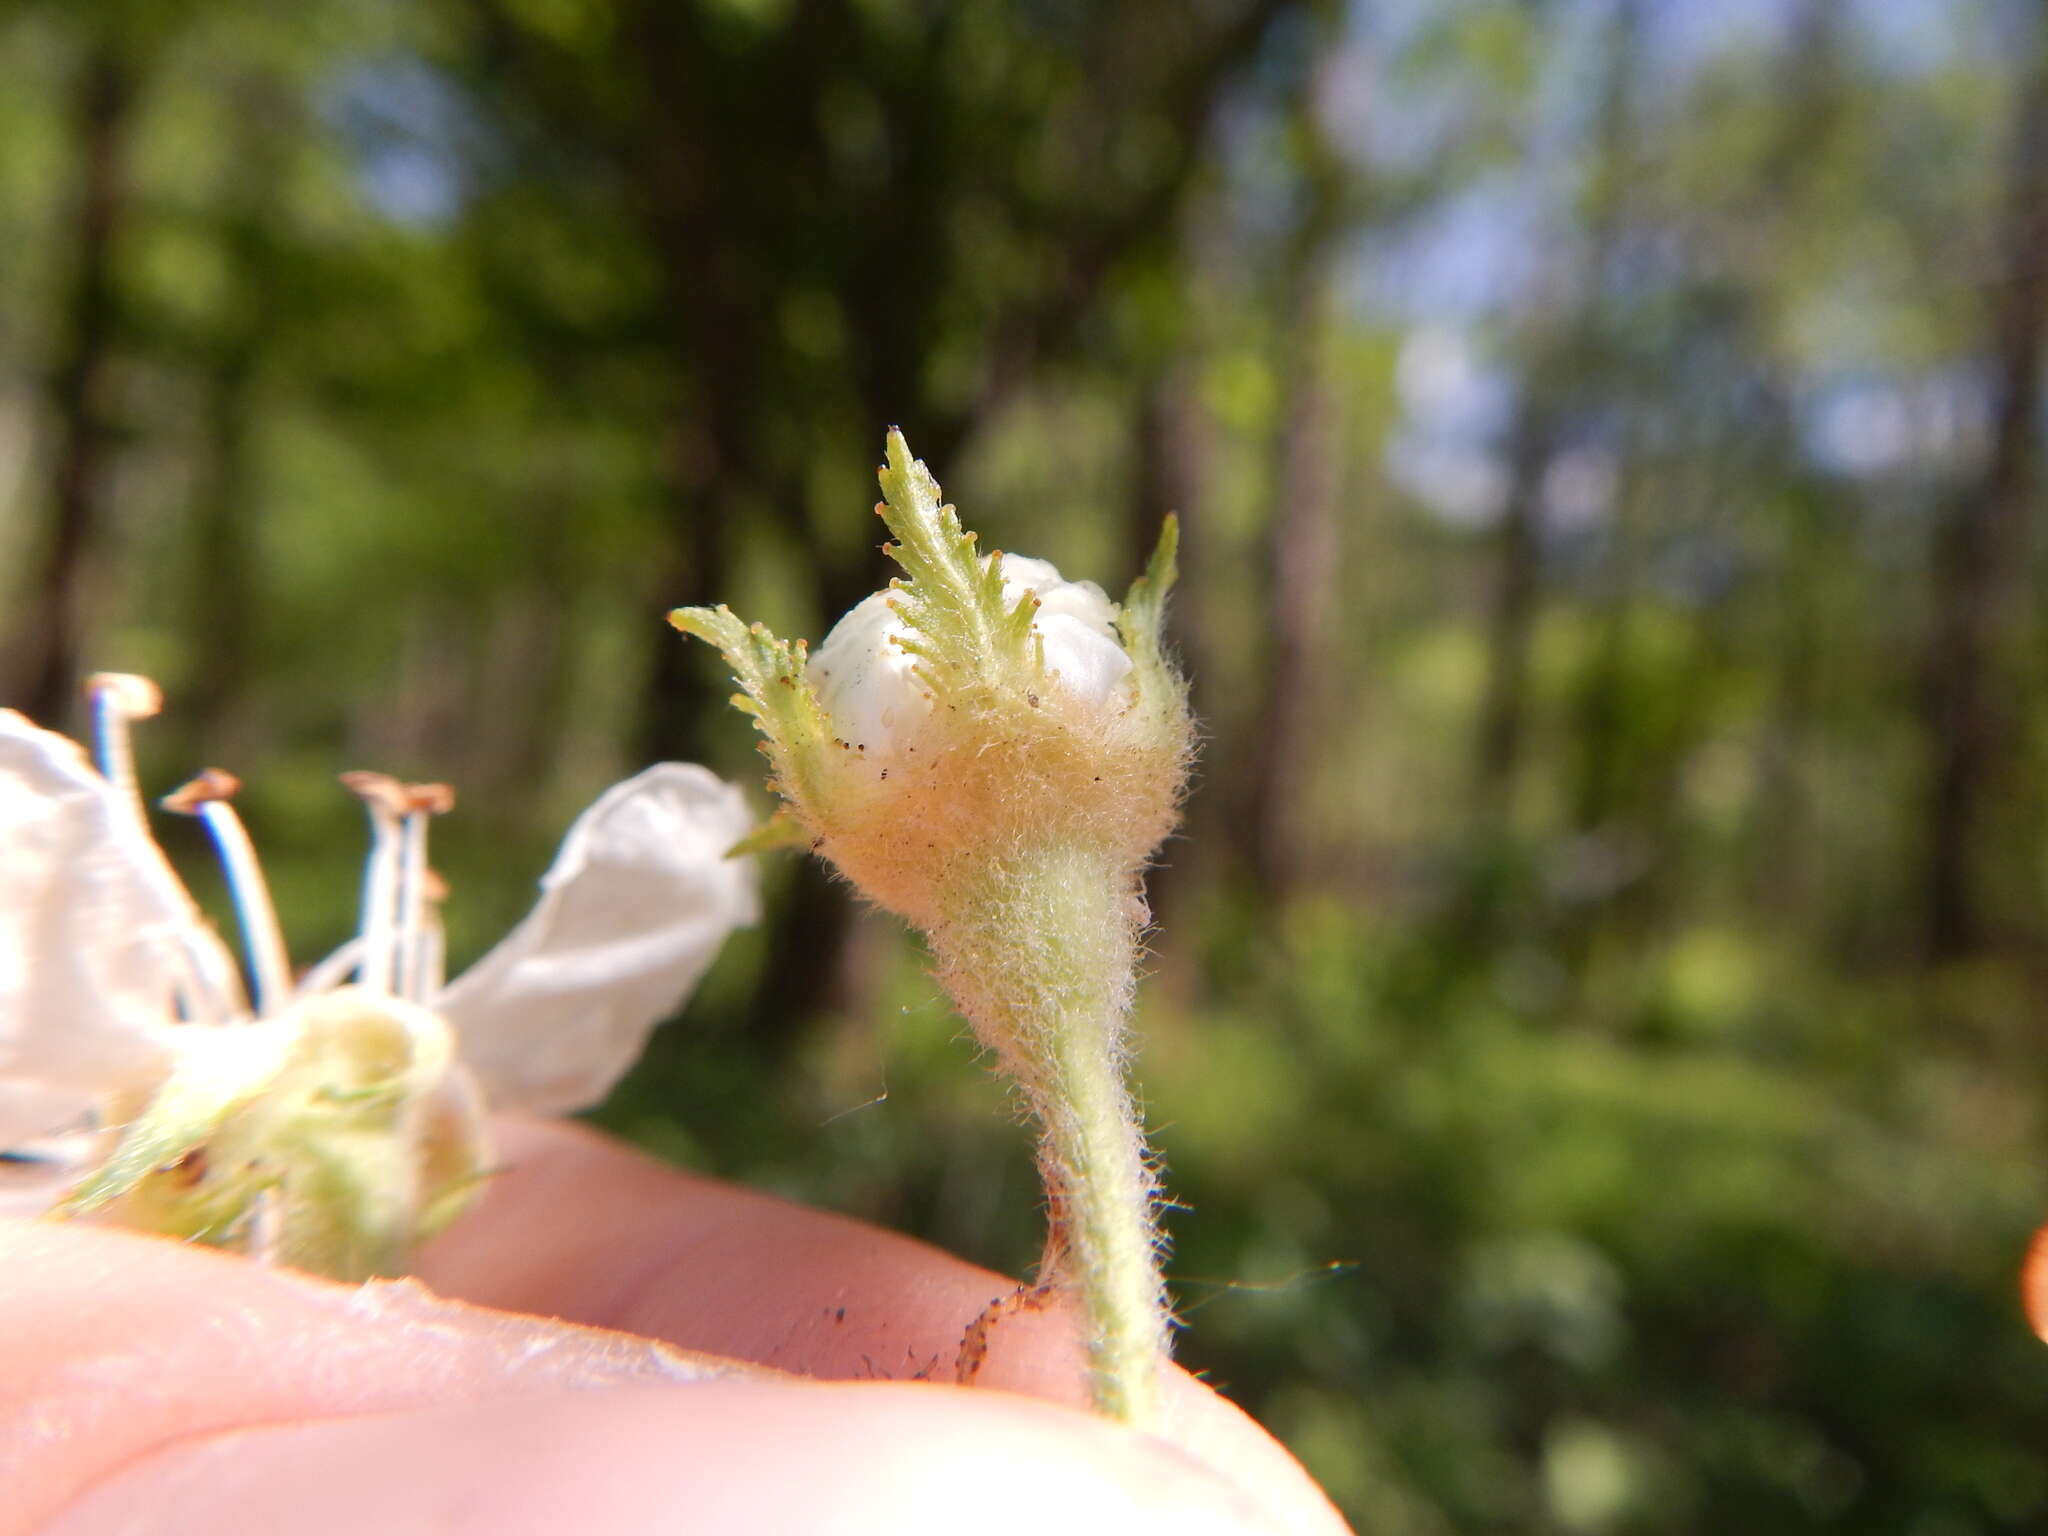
{"left": 5, "top": 0, "right": 2048, "bottom": 1530}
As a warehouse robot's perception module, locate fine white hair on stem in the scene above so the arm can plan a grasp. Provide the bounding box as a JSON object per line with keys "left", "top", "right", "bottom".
{"left": 163, "top": 769, "right": 293, "bottom": 1017}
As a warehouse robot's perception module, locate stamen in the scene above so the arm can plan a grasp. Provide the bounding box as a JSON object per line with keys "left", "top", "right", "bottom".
{"left": 295, "top": 936, "right": 365, "bottom": 998}
{"left": 84, "top": 672, "right": 161, "bottom": 828}
{"left": 413, "top": 865, "right": 450, "bottom": 1001}
{"left": 164, "top": 769, "right": 292, "bottom": 1018}
{"left": 341, "top": 771, "right": 409, "bottom": 995}
{"left": 243, "top": 1184, "right": 283, "bottom": 1266}
{"left": 84, "top": 675, "right": 243, "bottom": 1024}
{"left": 395, "top": 783, "right": 455, "bottom": 1004}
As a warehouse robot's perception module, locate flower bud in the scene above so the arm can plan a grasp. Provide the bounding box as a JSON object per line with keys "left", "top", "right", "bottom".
{"left": 673, "top": 430, "right": 1191, "bottom": 929}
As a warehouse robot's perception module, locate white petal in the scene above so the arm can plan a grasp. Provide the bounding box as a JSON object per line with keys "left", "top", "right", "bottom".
{"left": 435, "top": 764, "right": 759, "bottom": 1117}
{"left": 808, "top": 590, "right": 932, "bottom": 754}
{"left": 0, "top": 1151, "right": 86, "bottom": 1216}
{"left": 1037, "top": 613, "right": 1134, "bottom": 702}
{"left": 0, "top": 1082, "right": 100, "bottom": 1210}
{"left": 998, "top": 554, "right": 1132, "bottom": 707}
{"left": 809, "top": 555, "right": 1136, "bottom": 757}
{"left": 0, "top": 711, "right": 204, "bottom": 1143}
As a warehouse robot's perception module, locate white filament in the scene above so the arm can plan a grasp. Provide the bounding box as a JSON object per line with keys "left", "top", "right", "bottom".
{"left": 194, "top": 799, "right": 292, "bottom": 1017}
{"left": 355, "top": 802, "right": 402, "bottom": 996}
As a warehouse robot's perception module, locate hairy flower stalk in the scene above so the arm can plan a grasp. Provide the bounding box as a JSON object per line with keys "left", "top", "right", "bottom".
{"left": 673, "top": 430, "right": 1193, "bottom": 1421}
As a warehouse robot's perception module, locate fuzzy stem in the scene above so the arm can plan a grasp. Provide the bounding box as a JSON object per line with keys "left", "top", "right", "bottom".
{"left": 937, "top": 840, "right": 1168, "bottom": 1423}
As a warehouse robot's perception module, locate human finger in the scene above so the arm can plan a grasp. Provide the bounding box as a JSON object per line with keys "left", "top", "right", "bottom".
{"left": 416, "top": 1116, "right": 1348, "bottom": 1535}
{"left": 5, "top": 1218, "right": 1308, "bottom": 1536}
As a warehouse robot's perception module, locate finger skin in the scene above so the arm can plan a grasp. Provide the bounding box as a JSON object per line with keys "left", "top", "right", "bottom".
{"left": 48, "top": 1380, "right": 1276, "bottom": 1536}
{"left": 414, "top": 1117, "right": 1347, "bottom": 1535}
{"left": 0, "top": 1219, "right": 740, "bottom": 1536}
{"left": 6, "top": 1120, "right": 1350, "bottom": 1536}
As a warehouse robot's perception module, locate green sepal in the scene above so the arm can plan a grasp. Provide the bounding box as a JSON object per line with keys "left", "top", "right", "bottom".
{"left": 55, "top": 994, "right": 490, "bottom": 1282}
{"left": 1117, "top": 514, "right": 1185, "bottom": 723}
{"left": 874, "top": 429, "right": 1037, "bottom": 688}
{"left": 668, "top": 604, "right": 833, "bottom": 809}
{"left": 726, "top": 808, "right": 811, "bottom": 857}
{"left": 55, "top": 1022, "right": 295, "bottom": 1218}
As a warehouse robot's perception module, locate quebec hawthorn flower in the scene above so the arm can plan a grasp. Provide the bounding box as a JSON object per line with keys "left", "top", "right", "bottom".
{"left": 0, "top": 675, "right": 755, "bottom": 1279}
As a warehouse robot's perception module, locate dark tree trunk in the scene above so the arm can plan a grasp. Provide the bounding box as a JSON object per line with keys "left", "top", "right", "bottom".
{"left": 6, "top": 38, "right": 136, "bottom": 727}
{"left": 181, "top": 78, "right": 292, "bottom": 753}
{"left": 1469, "top": 404, "right": 1551, "bottom": 838}
{"left": 1468, "top": 0, "right": 1639, "bottom": 847}
{"left": 1245, "top": 148, "right": 1344, "bottom": 901}
{"left": 1921, "top": 27, "right": 2048, "bottom": 962}
{"left": 1126, "top": 354, "right": 1209, "bottom": 951}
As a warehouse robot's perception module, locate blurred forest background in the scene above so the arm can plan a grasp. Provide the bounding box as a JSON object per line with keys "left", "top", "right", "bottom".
{"left": 4, "top": 0, "right": 2047, "bottom": 1529}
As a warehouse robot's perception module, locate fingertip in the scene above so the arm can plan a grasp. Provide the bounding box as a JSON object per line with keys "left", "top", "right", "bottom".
{"left": 417, "top": 1118, "right": 1352, "bottom": 1535}
{"left": 48, "top": 1379, "right": 1285, "bottom": 1536}
{"left": 0, "top": 1217, "right": 750, "bottom": 1536}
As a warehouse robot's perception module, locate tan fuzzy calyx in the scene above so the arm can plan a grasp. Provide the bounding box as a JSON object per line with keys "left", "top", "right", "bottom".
{"left": 808, "top": 686, "right": 1185, "bottom": 931}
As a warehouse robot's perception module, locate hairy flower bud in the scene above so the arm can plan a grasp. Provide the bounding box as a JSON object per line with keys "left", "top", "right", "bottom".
{"left": 677, "top": 434, "right": 1189, "bottom": 933}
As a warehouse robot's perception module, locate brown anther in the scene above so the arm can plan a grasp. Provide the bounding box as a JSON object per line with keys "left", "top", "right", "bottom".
{"left": 86, "top": 672, "right": 162, "bottom": 718}
{"left": 162, "top": 767, "right": 243, "bottom": 814}
{"left": 403, "top": 782, "right": 455, "bottom": 816}
{"left": 338, "top": 770, "right": 409, "bottom": 816}
{"left": 420, "top": 868, "right": 451, "bottom": 904}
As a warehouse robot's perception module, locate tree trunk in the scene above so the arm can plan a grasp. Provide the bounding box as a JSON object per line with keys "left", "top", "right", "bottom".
{"left": 1467, "top": 0, "right": 1639, "bottom": 848}
{"left": 180, "top": 78, "right": 292, "bottom": 754}
{"left": 1246, "top": 153, "right": 1344, "bottom": 900}
{"left": 1921, "top": 27, "right": 2048, "bottom": 962}
{"left": 6, "top": 37, "right": 136, "bottom": 727}
{"left": 1469, "top": 406, "right": 1550, "bottom": 840}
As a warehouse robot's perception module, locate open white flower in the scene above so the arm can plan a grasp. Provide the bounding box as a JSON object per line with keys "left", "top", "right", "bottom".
{"left": 0, "top": 675, "right": 756, "bottom": 1278}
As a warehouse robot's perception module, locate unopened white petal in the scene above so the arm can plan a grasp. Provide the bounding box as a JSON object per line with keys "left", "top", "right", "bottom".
{"left": 0, "top": 711, "right": 211, "bottom": 1144}
{"left": 999, "top": 554, "right": 1132, "bottom": 707}
{"left": 1037, "top": 611, "right": 1135, "bottom": 702}
{"left": 808, "top": 590, "right": 933, "bottom": 754}
{"left": 809, "top": 555, "right": 1135, "bottom": 758}
{"left": 435, "top": 764, "right": 759, "bottom": 1117}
